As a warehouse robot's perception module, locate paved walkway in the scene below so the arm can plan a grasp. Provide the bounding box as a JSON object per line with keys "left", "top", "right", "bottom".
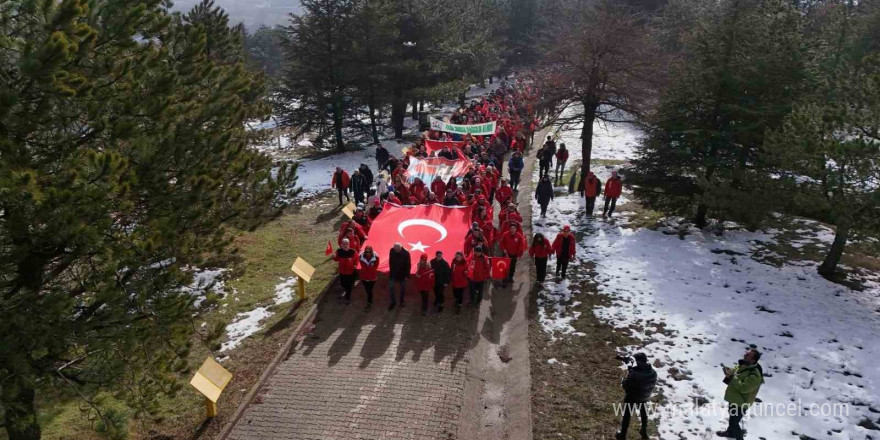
{"left": 224, "top": 134, "right": 542, "bottom": 440}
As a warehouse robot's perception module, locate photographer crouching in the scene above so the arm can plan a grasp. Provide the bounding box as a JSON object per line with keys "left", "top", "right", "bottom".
{"left": 615, "top": 352, "right": 657, "bottom": 440}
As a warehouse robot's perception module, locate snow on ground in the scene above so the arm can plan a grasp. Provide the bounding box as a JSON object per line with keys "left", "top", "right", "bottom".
{"left": 591, "top": 120, "right": 643, "bottom": 161}
{"left": 220, "top": 276, "right": 299, "bottom": 352}
{"left": 180, "top": 267, "right": 228, "bottom": 308}
{"left": 533, "top": 118, "right": 880, "bottom": 439}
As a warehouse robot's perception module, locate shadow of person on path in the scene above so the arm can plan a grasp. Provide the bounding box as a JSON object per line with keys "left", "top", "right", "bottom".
{"left": 481, "top": 281, "right": 518, "bottom": 345}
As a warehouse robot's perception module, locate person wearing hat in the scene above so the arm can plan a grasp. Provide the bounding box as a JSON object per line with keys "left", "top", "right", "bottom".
{"left": 466, "top": 246, "right": 491, "bottom": 306}
{"left": 414, "top": 255, "right": 435, "bottom": 316}
{"left": 717, "top": 347, "right": 764, "bottom": 439}
{"left": 615, "top": 352, "right": 657, "bottom": 440}
{"left": 450, "top": 251, "right": 469, "bottom": 311}
{"left": 499, "top": 223, "right": 527, "bottom": 287}
{"left": 358, "top": 246, "right": 379, "bottom": 311}
{"left": 552, "top": 226, "right": 576, "bottom": 280}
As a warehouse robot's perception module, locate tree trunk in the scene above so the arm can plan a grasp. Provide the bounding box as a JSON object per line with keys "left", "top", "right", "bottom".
{"left": 411, "top": 99, "right": 418, "bottom": 120}
{"left": 368, "top": 99, "right": 380, "bottom": 145}
{"left": 818, "top": 219, "right": 850, "bottom": 277}
{"left": 332, "top": 95, "right": 345, "bottom": 151}
{"left": 694, "top": 203, "right": 708, "bottom": 229}
{"left": 419, "top": 100, "right": 424, "bottom": 112}
{"left": 391, "top": 92, "right": 406, "bottom": 139}
{"left": 3, "top": 377, "right": 41, "bottom": 440}
{"left": 489, "top": 76, "right": 493, "bottom": 85}
{"left": 579, "top": 103, "right": 597, "bottom": 185}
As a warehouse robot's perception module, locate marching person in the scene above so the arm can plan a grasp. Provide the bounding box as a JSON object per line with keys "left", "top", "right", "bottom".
{"left": 508, "top": 151, "right": 524, "bottom": 191}
{"left": 717, "top": 348, "right": 764, "bottom": 440}
{"left": 537, "top": 143, "right": 552, "bottom": 180}
{"left": 554, "top": 143, "right": 569, "bottom": 184}
{"left": 358, "top": 245, "right": 379, "bottom": 311}
{"left": 333, "top": 238, "right": 358, "bottom": 304}
{"left": 388, "top": 242, "right": 411, "bottom": 310}
{"left": 350, "top": 169, "right": 369, "bottom": 206}
{"left": 552, "top": 225, "right": 576, "bottom": 280}
{"left": 529, "top": 233, "right": 554, "bottom": 283}
{"left": 467, "top": 246, "right": 491, "bottom": 306}
{"left": 450, "top": 251, "right": 468, "bottom": 312}
{"left": 331, "top": 166, "right": 351, "bottom": 206}
{"left": 535, "top": 175, "right": 554, "bottom": 218}
{"left": 431, "top": 251, "right": 451, "bottom": 313}
{"left": 431, "top": 176, "right": 446, "bottom": 198}
{"left": 498, "top": 223, "right": 526, "bottom": 287}
{"left": 603, "top": 170, "right": 623, "bottom": 218}
{"left": 414, "top": 255, "right": 435, "bottom": 316}
{"left": 615, "top": 353, "right": 657, "bottom": 440}
{"left": 496, "top": 178, "right": 514, "bottom": 206}
{"left": 375, "top": 172, "right": 389, "bottom": 200}
{"left": 375, "top": 142, "right": 389, "bottom": 170}
{"left": 582, "top": 171, "right": 602, "bottom": 216}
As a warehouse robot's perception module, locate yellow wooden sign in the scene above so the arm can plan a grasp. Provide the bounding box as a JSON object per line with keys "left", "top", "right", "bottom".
{"left": 341, "top": 202, "right": 356, "bottom": 218}
{"left": 190, "top": 358, "right": 232, "bottom": 403}
{"left": 290, "top": 257, "right": 316, "bottom": 283}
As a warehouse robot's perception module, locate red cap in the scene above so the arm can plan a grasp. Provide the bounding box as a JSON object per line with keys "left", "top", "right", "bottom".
{"left": 563, "top": 225, "right": 571, "bottom": 232}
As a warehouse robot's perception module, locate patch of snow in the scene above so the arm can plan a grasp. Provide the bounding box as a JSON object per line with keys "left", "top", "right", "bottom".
{"left": 220, "top": 306, "right": 272, "bottom": 352}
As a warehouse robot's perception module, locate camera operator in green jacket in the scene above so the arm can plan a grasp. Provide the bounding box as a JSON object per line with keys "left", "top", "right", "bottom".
{"left": 717, "top": 348, "right": 764, "bottom": 439}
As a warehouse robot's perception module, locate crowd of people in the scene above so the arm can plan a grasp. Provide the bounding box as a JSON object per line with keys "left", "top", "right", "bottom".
{"left": 327, "top": 80, "right": 586, "bottom": 315}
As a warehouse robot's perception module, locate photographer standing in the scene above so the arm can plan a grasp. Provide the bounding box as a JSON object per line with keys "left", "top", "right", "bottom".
{"left": 717, "top": 348, "right": 764, "bottom": 440}
{"left": 616, "top": 352, "right": 657, "bottom": 440}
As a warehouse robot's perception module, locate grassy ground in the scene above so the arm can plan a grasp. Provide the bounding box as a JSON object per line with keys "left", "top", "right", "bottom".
{"left": 529, "top": 248, "right": 655, "bottom": 440}
{"left": 19, "top": 192, "right": 342, "bottom": 440}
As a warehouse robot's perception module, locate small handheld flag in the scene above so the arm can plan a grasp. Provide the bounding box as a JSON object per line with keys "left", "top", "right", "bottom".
{"left": 325, "top": 241, "right": 333, "bottom": 256}
{"left": 491, "top": 257, "right": 511, "bottom": 280}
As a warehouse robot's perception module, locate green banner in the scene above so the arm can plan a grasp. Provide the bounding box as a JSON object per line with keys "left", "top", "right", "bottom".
{"left": 429, "top": 117, "right": 496, "bottom": 136}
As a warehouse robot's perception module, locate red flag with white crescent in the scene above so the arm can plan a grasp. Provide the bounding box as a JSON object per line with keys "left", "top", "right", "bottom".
{"left": 362, "top": 203, "right": 473, "bottom": 272}
{"left": 491, "top": 257, "right": 511, "bottom": 280}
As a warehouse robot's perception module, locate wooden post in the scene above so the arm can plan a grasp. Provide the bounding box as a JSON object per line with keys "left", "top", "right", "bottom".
{"left": 206, "top": 397, "right": 218, "bottom": 418}
{"left": 298, "top": 277, "right": 307, "bottom": 301}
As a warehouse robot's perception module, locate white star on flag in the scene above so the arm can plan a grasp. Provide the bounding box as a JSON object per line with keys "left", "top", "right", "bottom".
{"left": 408, "top": 241, "right": 429, "bottom": 253}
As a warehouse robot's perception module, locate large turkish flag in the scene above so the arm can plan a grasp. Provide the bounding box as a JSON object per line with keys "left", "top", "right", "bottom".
{"left": 363, "top": 203, "right": 473, "bottom": 273}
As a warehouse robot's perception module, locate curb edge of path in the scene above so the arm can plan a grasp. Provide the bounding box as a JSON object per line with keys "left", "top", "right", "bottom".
{"left": 216, "top": 275, "right": 339, "bottom": 440}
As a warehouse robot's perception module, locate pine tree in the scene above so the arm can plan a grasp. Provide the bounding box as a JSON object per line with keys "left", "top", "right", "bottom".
{"left": 276, "top": 0, "right": 359, "bottom": 151}
{"left": 0, "top": 1, "right": 295, "bottom": 438}
{"left": 244, "top": 25, "right": 286, "bottom": 79}
{"left": 629, "top": 0, "right": 808, "bottom": 228}
{"left": 764, "top": 2, "right": 880, "bottom": 277}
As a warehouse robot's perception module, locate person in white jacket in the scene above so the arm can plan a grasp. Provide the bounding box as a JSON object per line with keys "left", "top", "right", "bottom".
{"left": 375, "top": 172, "right": 390, "bottom": 200}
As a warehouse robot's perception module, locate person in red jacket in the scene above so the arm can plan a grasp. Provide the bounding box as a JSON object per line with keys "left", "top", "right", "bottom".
{"left": 581, "top": 171, "right": 603, "bottom": 217}
{"left": 387, "top": 191, "right": 402, "bottom": 205}
{"left": 333, "top": 238, "right": 359, "bottom": 303}
{"left": 358, "top": 246, "right": 379, "bottom": 311}
{"left": 552, "top": 225, "right": 577, "bottom": 280}
{"left": 554, "top": 143, "right": 569, "bottom": 185}
{"left": 414, "top": 254, "right": 435, "bottom": 316}
{"left": 331, "top": 167, "right": 351, "bottom": 206}
{"left": 529, "top": 233, "right": 554, "bottom": 283}
{"left": 450, "top": 251, "right": 469, "bottom": 311}
{"left": 603, "top": 170, "right": 623, "bottom": 218}
{"left": 498, "top": 224, "right": 527, "bottom": 287}
{"left": 496, "top": 179, "right": 514, "bottom": 206}
{"left": 431, "top": 176, "right": 446, "bottom": 199}
{"left": 467, "top": 246, "right": 492, "bottom": 306}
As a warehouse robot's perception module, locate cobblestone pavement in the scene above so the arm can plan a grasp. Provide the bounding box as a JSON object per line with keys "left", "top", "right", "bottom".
{"left": 226, "top": 277, "right": 479, "bottom": 440}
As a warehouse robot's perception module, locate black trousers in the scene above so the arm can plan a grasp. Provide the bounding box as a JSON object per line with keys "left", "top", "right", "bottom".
{"left": 539, "top": 202, "right": 548, "bottom": 217}
{"left": 434, "top": 285, "right": 445, "bottom": 306}
{"left": 619, "top": 401, "right": 649, "bottom": 438}
{"left": 337, "top": 188, "right": 349, "bottom": 205}
{"left": 362, "top": 280, "right": 375, "bottom": 303}
{"left": 509, "top": 170, "right": 521, "bottom": 190}
{"left": 420, "top": 291, "right": 430, "bottom": 312}
{"left": 354, "top": 190, "right": 365, "bottom": 206}
{"left": 507, "top": 256, "right": 518, "bottom": 282}
{"left": 604, "top": 197, "right": 618, "bottom": 216}
{"left": 556, "top": 257, "right": 570, "bottom": 279}
{"left": 535, "top": 257, "right": 548, "bottom": 282}
{"left": 340, "top": 274, "right": 356, "bottom": 299}
{"left": 539, "top": 161, "right": 551, "bottom": 179}
{"left": 586, "top": 196, "right": 597, "bottom": 215}
{"left": 726, "top": 404, "right": 746, "bottom": 440}
{"left": 469, "top": 280, "right": 485, "bottom": 304}
{"left": 453, "top": 287, "right": 465, "bottom": 306}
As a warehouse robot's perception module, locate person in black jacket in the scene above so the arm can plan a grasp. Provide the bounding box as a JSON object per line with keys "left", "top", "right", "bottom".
{"left": 376, "top": 143, "right": 390, "bottom": 170}
{"left": 431, "top": 251, "right": 451, "bottom": 312}
{"left": 359, "top": 164, "right": 374, "bottom": 194}
{"left": 388, "top": 243, "right": 411, "bottom": 310}
{"left": 350, "top": 169, "right": 369, "bottom": 206}
{"left": 535, "top": 176, "right": 555, "bottom": 218}
{"left": 616, "top": 352, "right": 657, "bottom": 440}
